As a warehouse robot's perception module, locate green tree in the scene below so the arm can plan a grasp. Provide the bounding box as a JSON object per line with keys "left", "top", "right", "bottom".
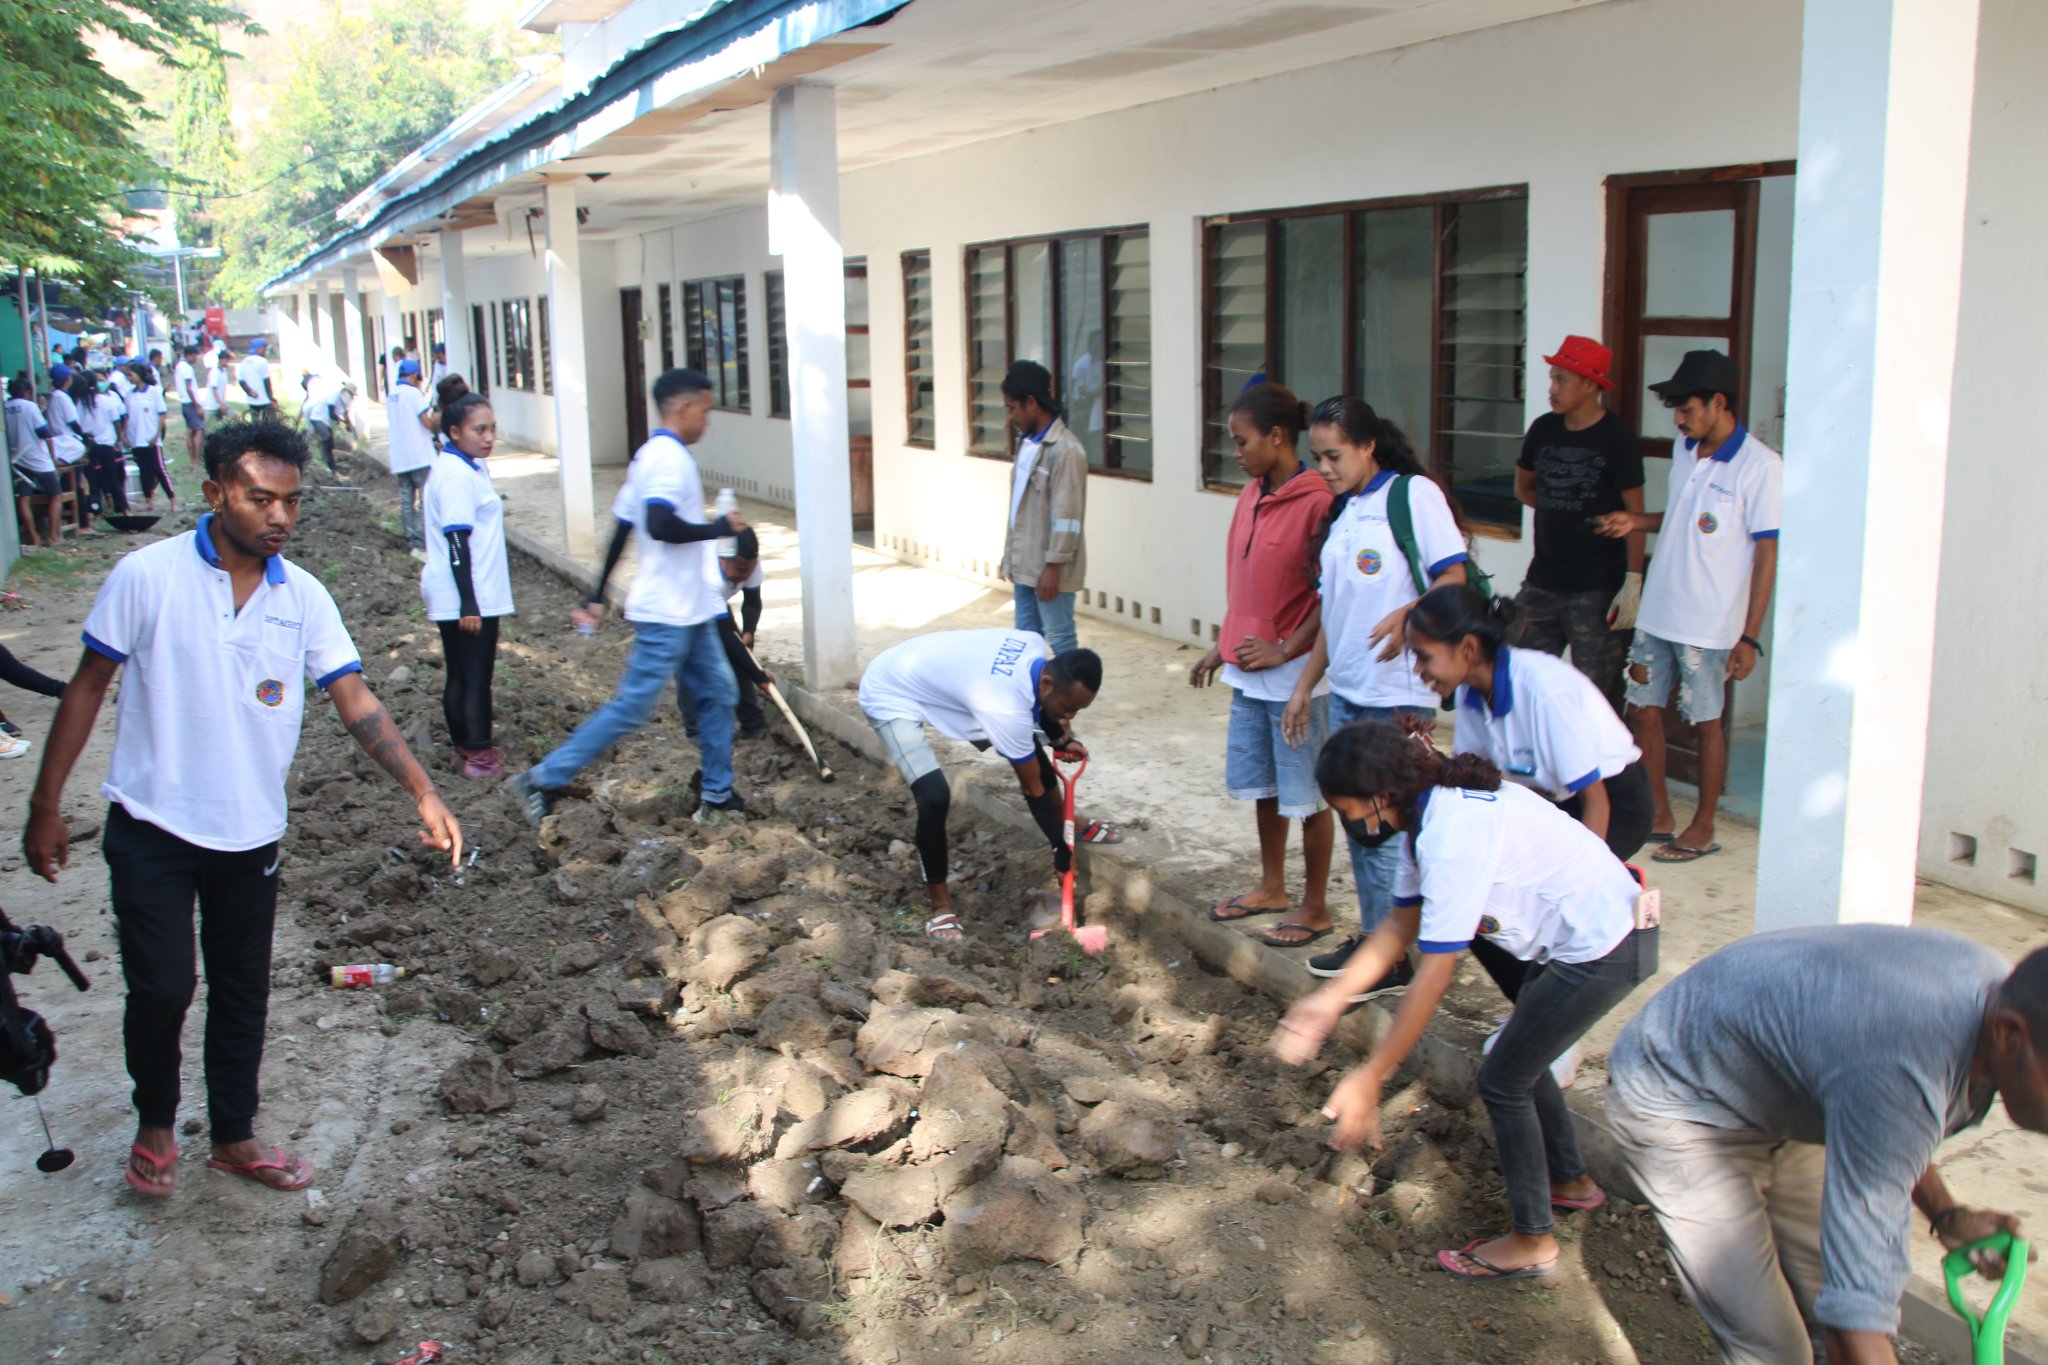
{"left": 213, "top": 3, "right": 519, "bottom": 304}
{"left": 0, "top": 0, "right": 254, "bottom": 303}
{"left": 169, "top": 32, "right": 237, "bottom": 305}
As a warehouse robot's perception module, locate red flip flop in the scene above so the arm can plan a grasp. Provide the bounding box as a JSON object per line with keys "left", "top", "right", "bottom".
{"left": 1551, "top": 1186, "right": 1608, "bottom": 1212}
{"left": 204, "top": 1145, "right": 316, "bottom": 1191}
{"left": 125, "top": 1143, "right": 178, "bottom": 1197}
{"left": 1437, "top": 1238, "right": 1559, "bottom": 1282}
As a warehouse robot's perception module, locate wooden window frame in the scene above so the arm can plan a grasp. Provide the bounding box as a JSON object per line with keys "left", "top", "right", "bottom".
{"left": 489, "top": 303, "right": 503, "bottom": 389}
{"left": 959, "top": 224, "right": 1151, "bottom": 481}
{"left": 470, "top": 303, "right": 490, "bottom": 397}
{"left": 1198, "top": 185, "right": 1528, "bottom": 533}
{"left": 657, "top": 282, "right": 676, "bottom": 373}
{"left": 902, "top": 249, "right": 936, "bottom": 448}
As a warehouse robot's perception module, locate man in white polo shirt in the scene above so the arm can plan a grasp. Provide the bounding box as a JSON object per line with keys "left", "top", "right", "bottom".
{"left": 22, "top": 416, "right": 461, "bottom": 1199}
{"left": 1595, "top": 349, "right": 1780, "bottom": 865}
{"left": 235, "top": 337, "right": 275, "bottom": 419}
{"left": 516, "top": 367, "right": 751, "bottom": 827}
{"left": 858, "top": 628, "right": 1102, "bottom": 941}
{"left": 174, "top": 341, "right": 207, "bottom": 469}
{"left": 385, "top": 358, "right": 435, "bottom": 558}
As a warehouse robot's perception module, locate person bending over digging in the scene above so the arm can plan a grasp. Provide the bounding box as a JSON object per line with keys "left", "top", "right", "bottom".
{"left": 1608, "top": 927, "right": 2048, "bottom": 1364}
{"left": 858, "top": 629, "right": 1100, "bottom": 941}
{"left": 22, "top": 417, "right": 462, "bottom": 1198}
{"left": 1273, "top": 720, "right": 1655, "bottom": 1282}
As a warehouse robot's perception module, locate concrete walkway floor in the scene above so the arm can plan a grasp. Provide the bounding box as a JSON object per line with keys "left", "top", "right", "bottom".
{"left": 362, "top": 418, "right": 2048, "bottom": 1362}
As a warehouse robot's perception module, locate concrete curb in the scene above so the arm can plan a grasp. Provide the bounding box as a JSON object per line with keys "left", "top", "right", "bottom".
{"left": 497, "top": 529, "right": 2017, "bottom": 1365}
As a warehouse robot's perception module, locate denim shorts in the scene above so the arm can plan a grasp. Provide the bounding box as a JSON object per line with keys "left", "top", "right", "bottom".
{"left": 1225, "top": 690, "right": 1327, "bottom": 818}
{"left": 1625, "top": 630, "right": 1730, "bottom": 724}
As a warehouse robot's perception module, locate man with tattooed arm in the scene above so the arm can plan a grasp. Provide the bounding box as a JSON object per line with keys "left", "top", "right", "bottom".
{"left": 22, "top": 418, "right": 461, "bottom": 1199}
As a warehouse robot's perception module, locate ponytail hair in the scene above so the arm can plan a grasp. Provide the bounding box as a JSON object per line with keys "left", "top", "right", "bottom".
{"left": 440, "top": 392, "right": 492, "bottom": 438}
{"left": 1315, "top": 720, "right": 1503, "bottom": 818}
{"left": 1407, "top": 583, "right": 1510, "bottom": 661}
{"left": 1304, "top": 395, "right": 1466, "bottom": 578}
{"left": 1230, "top": 381, "right": 1309, "bottom": 446}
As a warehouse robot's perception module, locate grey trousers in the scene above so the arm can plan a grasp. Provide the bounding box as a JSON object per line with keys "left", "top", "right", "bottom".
{"left": 1605, "top": 1085, "right": 1828, "bottom": 1365}
{"left": 395, "top": 466, "right": 429, "bottom": 551}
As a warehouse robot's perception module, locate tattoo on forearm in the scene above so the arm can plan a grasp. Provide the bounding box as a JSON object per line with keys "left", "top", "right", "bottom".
{"left": 344, "top": 703, "right": 418, "bottom": 787}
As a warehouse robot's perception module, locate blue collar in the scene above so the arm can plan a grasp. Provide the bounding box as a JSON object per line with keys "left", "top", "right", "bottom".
{"left": 1685, "top": 424, "right": 1748, "bottom": 464}
{"left": 1363, "top": 468, "right": 1396, "bottom": 495}
{"left": 194, "top": 514, "right": 287, "bottom": 585}
{"left": 1460, "top": 646, "right": 1514, "bottom": 718}
{"left": 652, "top": 427, "right": 689, "bottom": 449}
{"left": 1020, "top": 420, "right": 1055, "bottom": 447}
{"left": 1408, "top": 785, "right": 1434, "bottom": 851}
{"left": 448, "top": 445, "right": 481, "bottom": 471}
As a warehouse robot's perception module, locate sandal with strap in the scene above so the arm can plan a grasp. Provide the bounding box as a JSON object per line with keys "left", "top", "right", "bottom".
{"left": 125, "top": 1142, "right": 178, "bottom": 1197}
{"left": 924, "top": 913, "right": 966, "bottom": 942}
{"left": 204, "top": 1145, "right": 316, "bottom": 1192}
{"left": 1437, "top": 1238, "right": 1559, "bottom": 1282}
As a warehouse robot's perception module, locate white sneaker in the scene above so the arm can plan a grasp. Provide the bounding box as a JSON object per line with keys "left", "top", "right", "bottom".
{"left": 0, "top": 733, "right": 31, "bottom": 759}
{"left": 1483, "top": 1020, "right": 1582, "bottom": 1090}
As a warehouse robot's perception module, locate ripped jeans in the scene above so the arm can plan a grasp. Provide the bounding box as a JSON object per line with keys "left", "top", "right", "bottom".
{"left": 1623, "top": 630, "right": 1730, "bottom": 725}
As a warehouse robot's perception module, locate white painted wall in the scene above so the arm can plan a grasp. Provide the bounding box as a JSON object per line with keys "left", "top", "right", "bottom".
{"left": 1918, "top": 0, "right": 2048, "bottom": 914}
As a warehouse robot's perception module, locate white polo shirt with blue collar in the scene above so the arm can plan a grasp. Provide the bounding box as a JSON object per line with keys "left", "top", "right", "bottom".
{"left": 1451, "top": 645, "right": 1640, "bottom": 802}
{"left": 82, "top": 515, "right": 363, "bottom": 852}
{"left": 1638, "top": 425, "right": 1782, "bottom": 650}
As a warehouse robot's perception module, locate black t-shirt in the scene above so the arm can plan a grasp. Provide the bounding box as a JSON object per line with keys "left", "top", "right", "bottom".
{"left": 1517, "top": 409, "right": 1646, "bottom": 594}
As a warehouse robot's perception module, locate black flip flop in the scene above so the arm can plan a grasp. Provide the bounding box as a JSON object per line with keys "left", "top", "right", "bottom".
{"left": 1645, "top": 831, "right": 1676, "bottom": 844}
{"left": 1261, "top": 922, "right": 1333, "bottom": 949}
{"left": 1208, "top": 895, "right": 1286, "bottom": 923}
{"left": 1437, "top": 1239, "right": 1558, "bottom": 1282}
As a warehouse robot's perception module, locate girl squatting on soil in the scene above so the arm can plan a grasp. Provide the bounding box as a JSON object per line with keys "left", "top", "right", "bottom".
{"left": 421, "top": 393, "right": 515, "bottom": 780}
{"left": 1274, "top": 720, "right": 1655, "bottom": 1281}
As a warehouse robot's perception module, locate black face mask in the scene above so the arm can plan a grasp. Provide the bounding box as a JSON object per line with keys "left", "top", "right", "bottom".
{"left": 1342, "top": 814, "right": 1399, "bottom": 848}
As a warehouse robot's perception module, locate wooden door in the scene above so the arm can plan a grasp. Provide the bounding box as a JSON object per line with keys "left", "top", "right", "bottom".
{"left": 845, "top": 261, "right": 874, "bottom": 533}
{"left": 619, "top": 287, "right": 648, "bottom": 452}
{"left": 1604, "top": 169, "right": 1777, "bottom": 784}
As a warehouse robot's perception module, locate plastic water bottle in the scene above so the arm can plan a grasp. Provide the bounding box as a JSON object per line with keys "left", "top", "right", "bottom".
{"left": 714, "top": 488, "right": 738, "bottom": 559}
{"left": 331, "top": 964, "right": 404, "bottom": 988}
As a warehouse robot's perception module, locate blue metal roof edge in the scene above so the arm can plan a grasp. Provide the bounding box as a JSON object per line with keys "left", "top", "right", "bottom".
{"left": 264, "top": 0, "right": 910, "bottom": 292}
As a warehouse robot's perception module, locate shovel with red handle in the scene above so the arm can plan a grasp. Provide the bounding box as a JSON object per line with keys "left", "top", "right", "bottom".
{"left": 1030, "top": 752, "right": 1107, "bottom": 955}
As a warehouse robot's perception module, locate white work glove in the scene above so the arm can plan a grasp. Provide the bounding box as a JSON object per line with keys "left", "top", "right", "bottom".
{"left": 1607, "top": 571, "right": 1643, "bottom": 631}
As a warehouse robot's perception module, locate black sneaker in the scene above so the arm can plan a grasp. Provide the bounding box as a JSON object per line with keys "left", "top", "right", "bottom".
{"left": 692, "top": 792, "right": 748, "bottom": 826}
{"left": 0, "top": 717, "right": 21, "bottom": 738}
{"left": 510, "top": 770, "right": 552, "bottom": 826}
{"left": 1308, "top": 936, "right": 1363, "bottom": 978}
{"left": 1347, "top": 957, "right": 1415, "bottom": 1004}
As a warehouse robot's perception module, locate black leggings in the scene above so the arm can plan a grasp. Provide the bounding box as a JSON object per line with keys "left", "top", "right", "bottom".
{"left": 437, "top": 616, "right": 499, "bottom": 748}
{"left": 134, "top": 444, "right": 174, "bottom": 501}
{"left": 1472, "top": 759, "right": 1654, "bottom": 1003}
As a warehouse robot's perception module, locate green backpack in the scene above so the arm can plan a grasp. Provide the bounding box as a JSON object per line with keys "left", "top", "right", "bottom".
{"left": 1388, "top": 473, "right": 1493, "bottom": 604}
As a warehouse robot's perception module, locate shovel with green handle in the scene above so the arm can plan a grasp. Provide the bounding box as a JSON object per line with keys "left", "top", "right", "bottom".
{"left": 1944, "top": 1230, "right": 2029, "bottom": 1365}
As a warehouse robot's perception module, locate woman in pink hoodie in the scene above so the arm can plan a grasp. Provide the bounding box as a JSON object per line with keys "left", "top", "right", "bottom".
{"left": 1189, "top": 382, "right": 1336, "bottom": 947}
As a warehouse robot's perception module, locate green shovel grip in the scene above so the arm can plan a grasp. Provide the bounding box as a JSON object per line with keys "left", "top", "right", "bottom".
{"left": 1943, "top": 1230, "right": 2029, "bottom": 1365}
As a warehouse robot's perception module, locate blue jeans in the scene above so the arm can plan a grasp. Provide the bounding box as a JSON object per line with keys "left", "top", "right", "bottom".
{"left": 1013, "top": 585, "right": 1077, "bottom": 655}
{"left": 1327, "top": 694, "right": 1436, "bottom": 933}
{"left": 530, "top": 621, "right": 737, "bottom": 802}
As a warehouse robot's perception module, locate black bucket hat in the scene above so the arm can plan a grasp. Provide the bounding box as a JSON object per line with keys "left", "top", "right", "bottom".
{"left": 1648, "top": 349, "right": 1740, "bottom": 402}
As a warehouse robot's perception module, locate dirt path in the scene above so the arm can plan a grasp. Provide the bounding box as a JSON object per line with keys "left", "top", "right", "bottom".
{"left": 0, "top": 468, "right": 1759, "bottom": 1364}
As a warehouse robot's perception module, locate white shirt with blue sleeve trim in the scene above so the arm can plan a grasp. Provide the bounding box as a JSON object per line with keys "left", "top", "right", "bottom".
{"left": 81, "top": 517, "right": 362, "bottom": 852}
{"left": 1451, "top": 646, "right": 1639, "bottom": 801}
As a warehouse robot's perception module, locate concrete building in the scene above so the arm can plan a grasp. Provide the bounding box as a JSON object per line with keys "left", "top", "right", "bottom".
{"left": 261, "top": 0, "right": 2046, "bottom": 923}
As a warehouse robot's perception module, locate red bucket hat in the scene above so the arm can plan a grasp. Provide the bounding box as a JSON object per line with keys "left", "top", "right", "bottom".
{"left": 1544, "top": 335, "right": 1615, "bottom": 390}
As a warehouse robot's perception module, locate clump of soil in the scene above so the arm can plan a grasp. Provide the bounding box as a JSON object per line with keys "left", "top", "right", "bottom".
{"left": 4, "top": 476, "right": 1725, "bottom": 1364}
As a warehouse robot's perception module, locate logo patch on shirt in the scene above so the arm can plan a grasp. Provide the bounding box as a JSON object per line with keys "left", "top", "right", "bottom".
{"left": 1697, "top": 512, "right": 1719, "bottom": 535}
{"left": 1356, "top": 548, "right": 1383, "bottom": 577}
{"left": 255, "top": 679, "right": 285, "bottom": 708}
{"left": 1478, "top": 916, "right": 1501, "bottom": 936}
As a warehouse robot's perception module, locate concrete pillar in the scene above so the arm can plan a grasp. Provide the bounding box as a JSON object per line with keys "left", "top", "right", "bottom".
{"left": 340, "top": 266, "right": 368, "bottom": 395}
{"left": 276, "top": 294, "right": 310, "bottom": 380}
{"left": 769, "top": 83, "right": 858, "bottom": 688}
{"left": 543, "top": 180, "right": 597, "bottom": 560}
{"left": 438, "top": 233, "right": 473, "bottom": 380}
{"left": 1754, "top": 0, "right": 1983, "bottom": 931}
{"left": 379, "top": 291, "right": 403, "bottom": 401}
